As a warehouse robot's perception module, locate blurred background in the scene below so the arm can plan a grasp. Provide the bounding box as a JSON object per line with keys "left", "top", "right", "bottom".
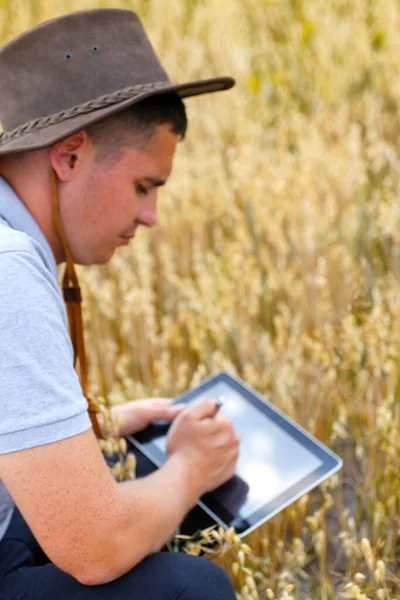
{"left": 2, "top": 0, "right": 400, "bottom": 597}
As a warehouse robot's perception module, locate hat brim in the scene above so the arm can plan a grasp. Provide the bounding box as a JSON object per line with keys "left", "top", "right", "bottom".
{"left": 0, "top": 77, "right": 234, "bottom": 156}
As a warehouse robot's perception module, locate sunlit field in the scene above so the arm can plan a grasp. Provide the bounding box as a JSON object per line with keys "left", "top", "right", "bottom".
{"left": 2, "top": 0, "right": 400, "bottom": 597}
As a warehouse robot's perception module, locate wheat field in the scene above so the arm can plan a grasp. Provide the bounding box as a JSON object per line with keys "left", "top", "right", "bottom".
{"left": 1, "top": 0, "right": 400, "bottom": 597}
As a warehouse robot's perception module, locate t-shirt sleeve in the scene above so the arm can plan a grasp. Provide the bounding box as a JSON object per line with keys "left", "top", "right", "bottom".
{"left": 0, "top": 249, "right": 92, "bottom": 454}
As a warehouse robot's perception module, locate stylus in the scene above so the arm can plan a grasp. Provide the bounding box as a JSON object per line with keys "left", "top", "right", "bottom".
{"left": 212, "top": 397, "right": 224, "bottom": 417}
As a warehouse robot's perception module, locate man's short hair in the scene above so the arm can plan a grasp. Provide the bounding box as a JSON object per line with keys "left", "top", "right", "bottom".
{"left": 86, "top": 92, "right": 187, "bottom": 164}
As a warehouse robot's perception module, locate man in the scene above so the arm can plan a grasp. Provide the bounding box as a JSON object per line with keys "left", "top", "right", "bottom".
{"left": 0, "top": 8, "right": 239, "bottom": 598}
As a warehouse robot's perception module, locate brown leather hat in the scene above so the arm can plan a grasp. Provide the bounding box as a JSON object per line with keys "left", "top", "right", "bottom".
{"left": 0, "top": 8, "right": 235, "bottom": 156}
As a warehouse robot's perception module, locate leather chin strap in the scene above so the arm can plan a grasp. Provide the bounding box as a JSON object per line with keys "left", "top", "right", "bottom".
{"left": 51, "top": 170, "right": 105, "bottom": 439}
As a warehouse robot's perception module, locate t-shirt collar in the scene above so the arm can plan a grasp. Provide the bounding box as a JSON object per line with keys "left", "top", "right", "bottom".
{"left": 0, "top": 176, "right": 58, "bottom": 279}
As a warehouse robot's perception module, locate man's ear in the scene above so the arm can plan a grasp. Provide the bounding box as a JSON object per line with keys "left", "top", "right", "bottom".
{"left": 50, "top": 130, "right": 90, "bottom": 182}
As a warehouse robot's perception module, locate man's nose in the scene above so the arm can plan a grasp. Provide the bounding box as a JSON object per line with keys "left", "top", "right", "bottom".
{"left": 137, "top": 195, "right": 157, "bottom": 227}
{"left": 138, "top": 210, "right": 157, "bottom": 227}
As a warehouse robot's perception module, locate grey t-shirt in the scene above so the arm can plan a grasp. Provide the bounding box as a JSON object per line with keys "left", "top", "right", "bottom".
{"left": 0, "top": 177, "right": 91, "bottom": 542}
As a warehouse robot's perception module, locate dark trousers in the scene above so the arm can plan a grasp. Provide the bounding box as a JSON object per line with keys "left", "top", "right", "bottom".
{"left": 0, "top": 447, "right": 235, "bottom": 599}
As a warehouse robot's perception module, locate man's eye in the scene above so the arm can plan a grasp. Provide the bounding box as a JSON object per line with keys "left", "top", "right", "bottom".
{"left": 136, "top": 183, "right": 149, "bottom": 196}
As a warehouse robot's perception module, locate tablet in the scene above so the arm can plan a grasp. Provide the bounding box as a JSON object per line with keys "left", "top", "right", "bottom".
{"left": 127, "top": 371, "right": 342, "bottom": 537}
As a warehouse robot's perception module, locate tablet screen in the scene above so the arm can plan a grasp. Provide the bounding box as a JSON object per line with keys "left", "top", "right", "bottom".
{"left": 129, "top": 371, "right": 342, "bottom": 536}
{"left": 152, "top": 380, "right": 323, "bottom": 520}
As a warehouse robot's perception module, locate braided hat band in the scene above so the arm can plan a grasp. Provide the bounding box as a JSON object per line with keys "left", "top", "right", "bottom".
{"left": 0, "top": 76, "right": 234, "bottom": 156}
{"left": 0, "top": 82, "right": 171, "bottom": 147}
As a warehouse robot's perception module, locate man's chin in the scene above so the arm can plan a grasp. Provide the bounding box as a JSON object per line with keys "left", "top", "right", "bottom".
{"left": 73, "top": 248, "right": 115, "bottom": 266}
{"left": 94, "top": 249, "right": 116, "bottom": 265}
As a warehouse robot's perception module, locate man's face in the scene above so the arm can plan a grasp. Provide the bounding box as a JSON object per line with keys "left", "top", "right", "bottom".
{"left": 59, "top": 123, "right": 178, "bottom": 265}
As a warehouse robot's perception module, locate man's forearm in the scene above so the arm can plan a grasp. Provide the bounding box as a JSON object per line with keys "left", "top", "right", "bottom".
{"left": 97, "top": 453, "right": 199, "bottom": 585}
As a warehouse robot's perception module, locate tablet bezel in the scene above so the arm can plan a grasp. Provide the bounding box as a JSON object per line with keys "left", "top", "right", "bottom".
{"left": 127, "top": 371, "right": 342, "bottom": 537}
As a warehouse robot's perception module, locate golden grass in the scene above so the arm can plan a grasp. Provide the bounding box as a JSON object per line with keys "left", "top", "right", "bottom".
{"left": 2, "top": 0, "right": 400, "bottom": 597}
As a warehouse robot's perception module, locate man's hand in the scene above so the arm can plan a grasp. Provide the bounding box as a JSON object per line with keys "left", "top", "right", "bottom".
{"left": 166, "top": 398, "right": 240, "bottom": 498}
{"left": 109, "top": 398, "right": 186, "bottom": 438}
